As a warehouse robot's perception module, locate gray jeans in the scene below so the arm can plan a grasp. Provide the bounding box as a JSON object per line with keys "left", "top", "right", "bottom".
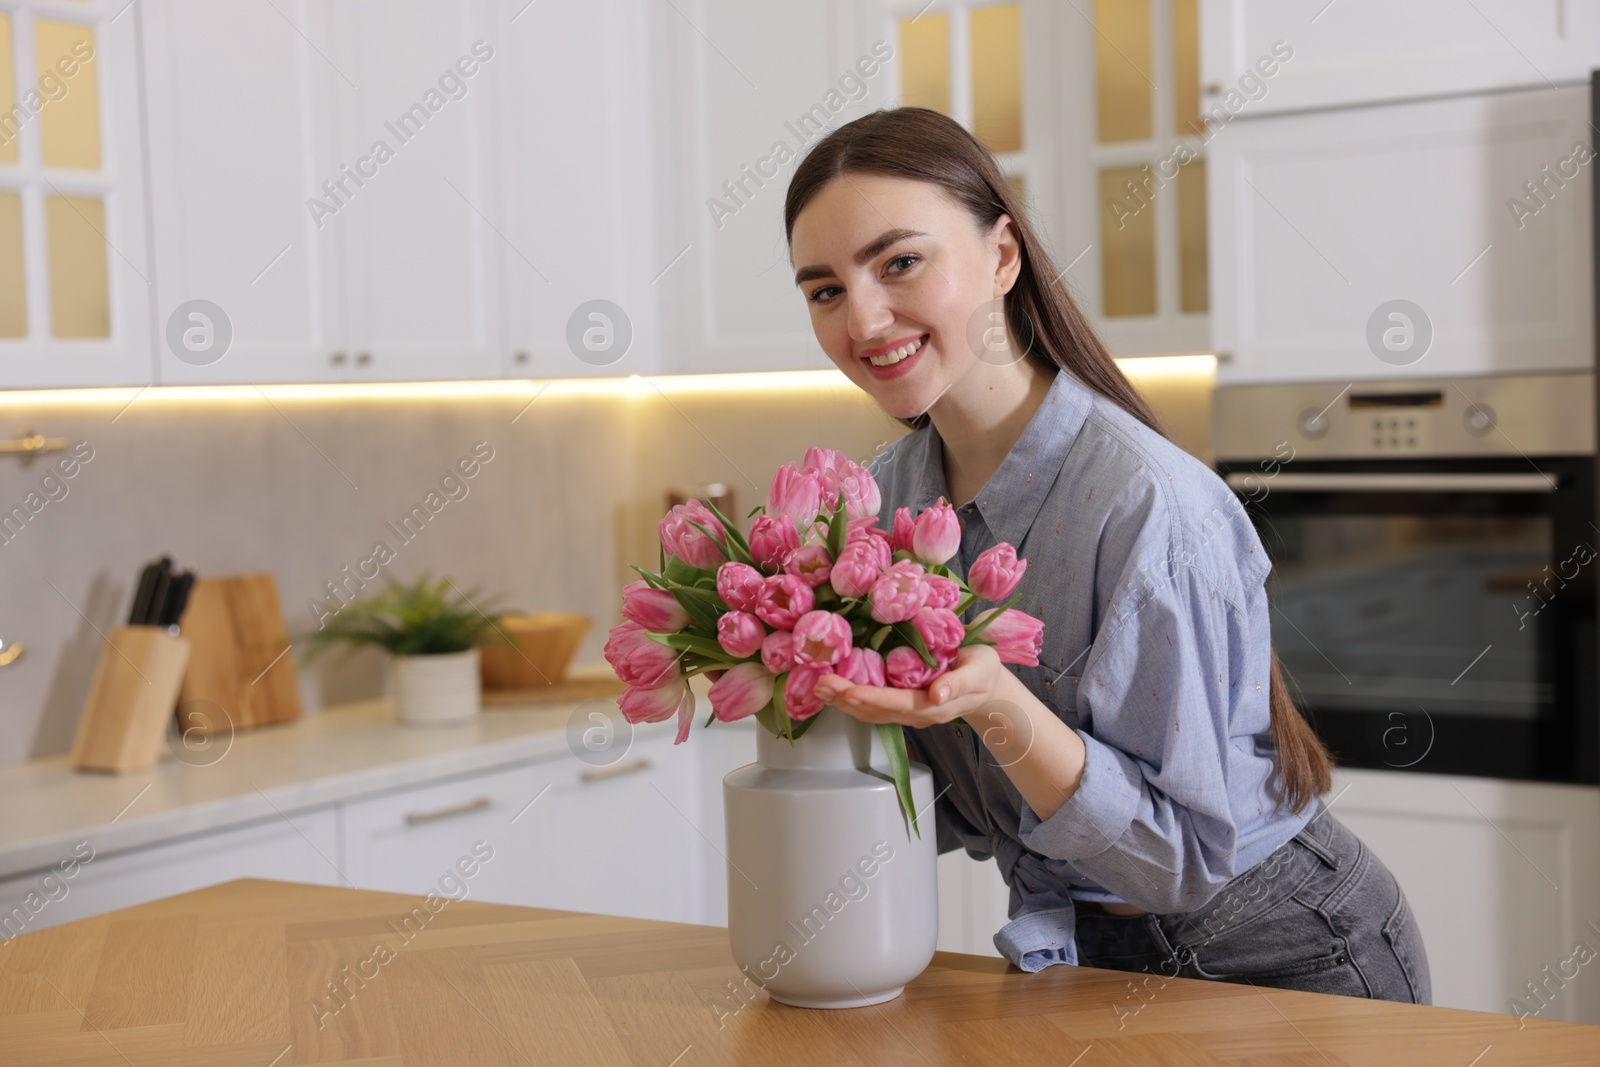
{"left": 1074, "top": 808, "right": 1431, "bottom": 1004}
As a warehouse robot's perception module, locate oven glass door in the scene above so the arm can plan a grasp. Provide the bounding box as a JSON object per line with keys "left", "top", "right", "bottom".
{"left": 1223, "top": 457, "right": 1597, "bottom": 783}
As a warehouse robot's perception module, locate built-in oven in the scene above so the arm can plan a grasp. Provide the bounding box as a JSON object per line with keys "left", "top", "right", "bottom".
{"left": 1213, "top": 372, "right": 1598, "bottom": 783}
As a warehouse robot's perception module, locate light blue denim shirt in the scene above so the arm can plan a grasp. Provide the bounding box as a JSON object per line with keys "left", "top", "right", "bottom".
{"left": 865, "top": 365, "right": 1314, "bottom": 972}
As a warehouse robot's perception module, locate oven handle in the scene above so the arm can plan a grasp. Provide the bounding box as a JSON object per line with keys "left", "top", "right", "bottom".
{"left": 1224, "top": 471, "right": 1560, "bottom": 494}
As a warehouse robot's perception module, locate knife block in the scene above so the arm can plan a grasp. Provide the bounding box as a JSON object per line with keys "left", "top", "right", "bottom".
{"left": 70, "top": 626, "right": 191, "bottom": 773}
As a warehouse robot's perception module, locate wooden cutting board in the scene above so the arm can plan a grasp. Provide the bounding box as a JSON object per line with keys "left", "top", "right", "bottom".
{"left": 177, "top": 574, "right": 302, "bottom": 734}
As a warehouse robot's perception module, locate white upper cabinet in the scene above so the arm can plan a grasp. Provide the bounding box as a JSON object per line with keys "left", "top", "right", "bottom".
{"left": 493, "top": 0, "right": 662, "bottom": 379}
{"left": 1199, "top": 0, "right": 1600, "bottom": 116}
{"left": 651, "top": 0, "right": 898, "bottom": 374}
{"left": 321, "top": 0, "right": 502, "bottom": 382}
{"left": 143, "top": 0, "right": 341, "bottom": 385}
{"left": 1210, "top": 84, "right": 1593, "bottom": 385}
{"left": 0, "top": 2, "right": 151, "bottom": 389}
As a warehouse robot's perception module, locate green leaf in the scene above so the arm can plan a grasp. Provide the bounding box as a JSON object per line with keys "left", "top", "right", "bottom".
{"left": 876, "top": 722, "right": 922, "bottom": 840}
{"left": 664, "top": 555, "right": 710, "bottom": 584}
{"left": 701, "top": 498, "right": 752, "bottom": 555}
{"left": 906, "top": 624, "right": 936, "bottom": 669}
{"left": 960, "top": 586, "right": 1027, "bottom": 643}
{"left": 788, "top": 711, "right": 820, "bottom": 740}
{"left": 685, "top": 518, "right": 744, "bottom": 568}
{"left": 826, "top": 497, "right": 848, "bottom": 559}
{"left": 868, "top": 623, "right": 893, "bottom": 650}
{"left": 669, "top": 588, "right": 720, "bottom": 631}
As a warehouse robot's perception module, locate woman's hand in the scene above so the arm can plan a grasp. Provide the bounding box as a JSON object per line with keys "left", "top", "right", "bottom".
{"left": 811, "top": 643, "right": 1010, "bottom": 728}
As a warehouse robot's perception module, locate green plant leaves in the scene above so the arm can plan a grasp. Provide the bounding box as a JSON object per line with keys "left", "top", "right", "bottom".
{"left": 298, "top": 572, "right": 511, "bottom": 661}
{"left": 876, "top": 722, "right": 922, "bottom": 840}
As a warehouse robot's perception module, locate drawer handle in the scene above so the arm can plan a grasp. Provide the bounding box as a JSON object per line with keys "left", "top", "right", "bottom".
{"left": 404, "top": 796, "right": 491, "bottom": 826}
{"left": 580, "top": 756, "right": 652, "bottom": 782}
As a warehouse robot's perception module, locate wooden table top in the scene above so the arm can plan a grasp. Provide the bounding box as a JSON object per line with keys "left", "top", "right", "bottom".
{"left": 1, "top": 878, "right": 1596, "bottom": 1066}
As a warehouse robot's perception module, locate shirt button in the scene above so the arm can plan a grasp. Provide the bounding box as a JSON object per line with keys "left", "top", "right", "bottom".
{"left": 1045, "top": 678, "right": 1054, "bottom": 690}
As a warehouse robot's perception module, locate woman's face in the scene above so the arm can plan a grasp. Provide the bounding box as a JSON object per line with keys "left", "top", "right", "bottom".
{"left": 789, "top": 174, "right": 1020, "bottom": 421}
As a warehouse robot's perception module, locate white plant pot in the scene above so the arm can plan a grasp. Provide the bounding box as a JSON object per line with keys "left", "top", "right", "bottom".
{"left": 389, "top": 648, "right": 481, "bottom": 727}
{"left": 722, "top": 705, "right": 938, "bottom": 1009}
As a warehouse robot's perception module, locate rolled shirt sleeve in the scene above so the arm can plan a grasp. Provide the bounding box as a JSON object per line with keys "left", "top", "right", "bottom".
{"left": 1015, "top": 541, "right": 1250, "bottom": 916}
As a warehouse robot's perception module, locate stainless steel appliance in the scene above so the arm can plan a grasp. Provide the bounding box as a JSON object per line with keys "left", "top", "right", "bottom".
{"left": 1213, "top": 372, "right": 1597, "bottom": 783}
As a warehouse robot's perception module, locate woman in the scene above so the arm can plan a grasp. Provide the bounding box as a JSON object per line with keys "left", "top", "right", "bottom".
{"left": 782, "top": 107, "right": 1430, "bottom": 1003}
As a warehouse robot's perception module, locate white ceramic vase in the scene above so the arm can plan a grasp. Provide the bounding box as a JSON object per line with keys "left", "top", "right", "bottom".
{"left": 389, "top": 648, "right": 481, "bottom": 726}
{"left": 722, "top": 705, "right": 938, "bottom": 1009}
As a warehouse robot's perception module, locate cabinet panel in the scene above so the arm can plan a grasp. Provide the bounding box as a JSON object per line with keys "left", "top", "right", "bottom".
{"left": 1330, "top": 768, "right": 1600, "bottom": 1024}
{"left": 0, "top": 808, "right": 340, "bottom": 939}
{"left": 493, "top": 0, "right": 663, "bottom": 379}
{"left": 1211, "top": 85, "right": 1592, "bottom": 385}
{"left": 323, "top": 0, "right": 501, "bottom": 381}
{"left": 1199, "top": 0, "right": 1600, "bottom": 116}
{"left": 340, "top": 731, "right": 703, "bottom": 925}
{"left": 652, "top": 0, "right": 899, "bottom": 374}
{"left": 143, "top": 0, "right": 342, "bottom": 385}
{"left": 0, "top": 3, "right": 151, "bottom": 388}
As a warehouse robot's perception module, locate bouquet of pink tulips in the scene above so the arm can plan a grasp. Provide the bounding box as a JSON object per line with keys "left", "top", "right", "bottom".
{"left": 605, "top": 447, "right": 1044, "bottom": 837}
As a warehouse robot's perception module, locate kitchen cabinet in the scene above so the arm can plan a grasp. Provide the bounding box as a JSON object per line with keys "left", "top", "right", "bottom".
{"left": 0, "top": 2, "right": 152, "bottom": 389}
{"left": 1330, "top": 767, "right": 1600, "bottom": 1025}
{"left": 145, "top": 0, "right": 511, "bottom": 385}
{"left": 647, "top": 0, "right": 897, "bottom": 375}
{"left": 492, "top": 0, "right": 664, "bottom": 379}
{"left": 341, "top": 731, "right": 708, "bottom": 926}
{"left": 1198, "top": 0, "right": 1600, "bottom": 117}
{"left": 936, "top": 849, "right": 1009, "bottom": 958}
{"left": 1209, "top": 84, "right": 1593, "bottom": 386}
{"left": 142, "top": 0, "right": 343, "bottom": 386}
{"left": 0, "top": 807, "right": 340, "bottom": 938}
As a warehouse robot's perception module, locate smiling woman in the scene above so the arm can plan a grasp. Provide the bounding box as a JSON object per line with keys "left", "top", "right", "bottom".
{"left": 778, "top": 106, "right": 1430, "bottom": 1005}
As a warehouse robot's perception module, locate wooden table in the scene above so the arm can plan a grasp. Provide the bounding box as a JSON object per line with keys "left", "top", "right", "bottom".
{"left": 1, "top": 879, "right": 1595, "bottom": 1066}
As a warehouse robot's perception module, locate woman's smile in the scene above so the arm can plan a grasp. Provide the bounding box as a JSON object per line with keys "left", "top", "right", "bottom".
{"left": 860, "top": 332, "right": 930, "bottom": 378}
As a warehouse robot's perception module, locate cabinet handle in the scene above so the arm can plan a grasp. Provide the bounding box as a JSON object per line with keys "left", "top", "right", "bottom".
{"left": 513, "top": 350, "right": 529, "bottom": 365}
{"left": 404, "top": 796, "right": 491, "bottom": 826}
{"left": 356, "top": 351, "right": 372, "bottom": 366}
{"left": 1203, "top": 81, "right": 1221, "bottom": 95}
{"left": 580, "top": 756, "right": 652, "bottom": 782}
{"left": 330, "top": 351, "right": 347, "bottom": 366}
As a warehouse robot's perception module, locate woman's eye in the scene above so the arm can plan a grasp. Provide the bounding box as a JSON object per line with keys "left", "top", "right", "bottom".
{"left": 807, "top": 285, "right": 842, "bottom": 304}
{"left": 886, "top": 253, "right": 919, "bottom": 274}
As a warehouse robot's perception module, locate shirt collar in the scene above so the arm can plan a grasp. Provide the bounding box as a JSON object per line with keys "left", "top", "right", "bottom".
{"left": 910, "top": 365, "right": 1094, "bottom": 553}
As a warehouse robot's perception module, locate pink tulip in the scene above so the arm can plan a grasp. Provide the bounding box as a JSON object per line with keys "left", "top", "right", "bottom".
{"left": 800, "top": 447, "right": 851, "bottom": 509}
{"left": 748, "top": 512, "right": 800, "bottom": 573}
{"left": 659, "top": 499, "right": 726, "bottom": 570}
{"left": 846, "top": 515, "right": 892, "bottom": 548}
{"left": 792, "top": 610, "right": 852, "bottom": 667}
{"left": 761, "top": 629, "right": 797, "bottom": 674}
{"left": 783, "top": 544, "right": 835, "bottom": 589}
{"left": 755, "top": 573, "right": 815, "bottom": 630}
{"left": 620, "top": 579, "right": 691, "bottom": 632}
{"left": 912, "top": 606, "right": 965, "bottom": 663}
{"left": 784, "top": 663, "right": 830, "bottom": 720}
{"left": 972, "top": 608, "right": 1045, "bottom": 667}
{"left": 604, "top": 620, "right": 682, "bottom": 689}
{"left": 716, "top": 610, "right": 766, "bottom": 659}
{"left": 618, "top": 679, "right": 696, "bottom": 744}
{"left": 716, "top": 561, "right": 766, "bottom": 612}
{"left": 766, "top": 463, "right": 823, "bottom": 532}
{"left": 868, "top": 560, "right": 932, "bottom": 624}
{"left": 834, "top": 646, "right": 886, "bottom": 688}
{"left": 890, "top": 507, "right": 916, "bottom": 555}
{"left": 830, "top": 537, "right": 892, "bottom": 599}
{"left": 709, "top": 662, "right": 775, "bottom": 723}
{"left": 912, "top": 500, "right": 960, "bottom": 565}
{"left": 924, "top": 574, "right": 961, "bottom": 611}
{"left": 838, "top": 465, "right": 882, "bottom": 520}
{"left": 969, "top": 543, "right": 1029, "bottom": 602}
{"left": 885, "top": 645, "right": 950, "bottom": 689}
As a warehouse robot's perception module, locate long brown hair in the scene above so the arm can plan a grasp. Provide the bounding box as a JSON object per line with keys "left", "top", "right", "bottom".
{"left": 784, "top": 107, "right": 1332, "bottom": 813}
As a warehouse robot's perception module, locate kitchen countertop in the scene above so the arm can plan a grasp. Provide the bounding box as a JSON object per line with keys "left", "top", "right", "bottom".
{"left": 4, "top": 876, "right": 1594, "bottom": 1065}
{"left": 0, "top": 661, "right": 701, "bottom": 880}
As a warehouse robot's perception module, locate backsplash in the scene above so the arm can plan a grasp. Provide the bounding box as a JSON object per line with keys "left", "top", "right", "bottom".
{"left": 0, "top": 363, "right": 1211, "bottom": 764}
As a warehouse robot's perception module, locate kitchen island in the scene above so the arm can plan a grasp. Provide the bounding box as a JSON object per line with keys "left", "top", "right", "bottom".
{"left": 1, "top": 878, "right": 1593, "bottom": 1065}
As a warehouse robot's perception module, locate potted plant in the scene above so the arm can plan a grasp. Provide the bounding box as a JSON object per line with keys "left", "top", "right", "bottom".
{"left": 301, "top": 573, "right": 512, "bottom": 726}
